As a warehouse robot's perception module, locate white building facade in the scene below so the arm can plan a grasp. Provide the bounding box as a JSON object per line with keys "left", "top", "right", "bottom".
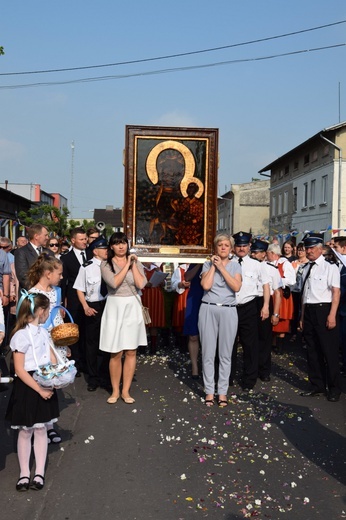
{"left": 259, "top": 122, "right": 346, "bottom": 242}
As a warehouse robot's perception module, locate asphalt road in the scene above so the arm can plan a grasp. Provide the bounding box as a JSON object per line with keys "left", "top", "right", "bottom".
{"left": 0, "top": 339, "right": 345, "bottom": 520}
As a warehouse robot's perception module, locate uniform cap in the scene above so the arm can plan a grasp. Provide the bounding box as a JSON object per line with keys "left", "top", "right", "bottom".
{"left": 233, "top": 231, "right": 252, "bottom": 246}
{"left": 89, "top": 237, "right": 108, "bottom": 251}
{"left": 250, "top": 240, "right": 268, "bottom": 252}
{"left": 303, "top": 233, "right": 324, "bottom": 247}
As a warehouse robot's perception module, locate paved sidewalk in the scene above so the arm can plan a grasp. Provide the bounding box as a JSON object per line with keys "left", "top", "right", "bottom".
{"left": 0, "top": 341, "right": 345, "bottom": 519}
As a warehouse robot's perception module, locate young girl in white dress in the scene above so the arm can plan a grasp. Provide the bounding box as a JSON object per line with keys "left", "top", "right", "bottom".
{"left": 6, "top": 292, "right": 60, "bottom": 491}
{"left": 27, "top": 253, "right": 70, "bottom": 444}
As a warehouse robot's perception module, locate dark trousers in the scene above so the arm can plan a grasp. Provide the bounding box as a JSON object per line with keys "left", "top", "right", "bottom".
{"left": 231, "top": 299, "right": 259, "bottom": 387}
{"left": 257, "top": 296, "right": 273, "bottom": 378}
{"left": 85, "top": 300, "right": 109, "bottom": 386}
{"left": 303, "top": 303, "right": 341, "bottom": 393}
{"left": 339, "top": 313, "right": 346, "bottom": 371}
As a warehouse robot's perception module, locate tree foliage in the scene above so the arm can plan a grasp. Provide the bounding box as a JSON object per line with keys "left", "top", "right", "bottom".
{"left": 0, "top": 47, "right": 4, "bottom": 56}
{"left": 18, "top": 205, "right": 71, "bottom": 237}
{"left": 17, "top": 204, "right": 113, "bottom": 239}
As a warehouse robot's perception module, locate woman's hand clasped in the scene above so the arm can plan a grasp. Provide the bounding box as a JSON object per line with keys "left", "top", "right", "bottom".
{"left": 211, "top": 255, "right": 222, "bottom": 269}
{"left": 128, "top": 254, "right": 138, "bottom": 268}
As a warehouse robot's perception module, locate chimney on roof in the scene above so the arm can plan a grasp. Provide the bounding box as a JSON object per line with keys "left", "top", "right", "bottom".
{"left": 105, "top": 205, "right": 114, "bottom": 211}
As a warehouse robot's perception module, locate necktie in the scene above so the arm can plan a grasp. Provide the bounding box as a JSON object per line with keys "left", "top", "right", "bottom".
{"left": 36, "top": 246, "right": 42, "bottom": 255}
{"left": 81, "top": 251, "right": 86, "bottom": 264}
{"left": 238, "top": 257, "right": 243, "bottom": 265}
{"left": 301, "top": 261, "right": 315, "bottom": 295}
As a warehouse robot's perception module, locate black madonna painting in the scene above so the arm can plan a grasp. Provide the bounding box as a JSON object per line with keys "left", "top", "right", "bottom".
{"left": 124, "top": 126, "right": 218, "bottom": 259}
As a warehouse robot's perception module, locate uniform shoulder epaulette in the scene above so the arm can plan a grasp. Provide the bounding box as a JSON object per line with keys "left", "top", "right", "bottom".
{"left": 83, "top": 260, "right": 93, "bottom": 268}
{"left": 266, "top": 262, "right": 278, "bottom": 269}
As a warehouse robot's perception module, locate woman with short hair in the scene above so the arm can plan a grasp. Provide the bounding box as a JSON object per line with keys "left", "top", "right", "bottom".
{"left": 198, "top": 234, "right": 242, "bottom": 407}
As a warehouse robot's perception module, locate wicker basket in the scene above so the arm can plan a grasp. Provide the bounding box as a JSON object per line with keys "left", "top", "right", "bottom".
{"left": 51, "top": 322, "right": 79, "bottom": 346}
{"left": 48, "top": 305, "right": 79, "bottom": 346}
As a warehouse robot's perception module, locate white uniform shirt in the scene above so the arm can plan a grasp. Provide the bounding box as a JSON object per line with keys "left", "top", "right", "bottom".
{"left": 302, "top": 255, "right": 340, "bottom": 304}
{"left": 10, "top": 324, "right": 51, "bottom": 372}
{"left": 232, "top": 255, "right": 269, "bottom": 305}
{"left": 257, "top": 262, "right": 283, "bottom": 296}
{"left": 73, "top": 258, "right": 106, "bottom": 302}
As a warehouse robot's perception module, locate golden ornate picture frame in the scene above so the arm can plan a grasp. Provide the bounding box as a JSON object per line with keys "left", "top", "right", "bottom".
{"left": 124, "top": 125, "right": 218, "bottom": 262}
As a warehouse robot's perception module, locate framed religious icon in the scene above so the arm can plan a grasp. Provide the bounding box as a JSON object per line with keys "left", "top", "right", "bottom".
{"left": 124, "top": 125, "right": 219, "bottom": 262}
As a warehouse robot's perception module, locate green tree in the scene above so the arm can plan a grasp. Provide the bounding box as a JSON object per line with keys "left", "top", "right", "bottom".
{"left": 18, "top": 205, "right": 71, "bottom": 236}
{"left": 0, "top": 47, "right": 4, "bottom": 56}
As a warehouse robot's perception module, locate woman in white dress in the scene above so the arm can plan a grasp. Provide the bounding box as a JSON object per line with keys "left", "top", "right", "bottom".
{"left": 100, "top": 233, "right": 147, "bottom": 404}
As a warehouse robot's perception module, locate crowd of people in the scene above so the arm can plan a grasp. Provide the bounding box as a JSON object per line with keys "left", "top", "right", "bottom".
{"left": 0, "top": 224, "right": 345, "bottom": 492}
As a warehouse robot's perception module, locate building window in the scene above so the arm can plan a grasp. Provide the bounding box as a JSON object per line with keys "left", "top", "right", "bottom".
{"left": 310, "top": 179, "right": 316, "bottom": 206}
{"left": 283, "top": 191, "right": 288, "bottom": 213}
{"left": 321, "top": 175, "right": 328, "bottom": 203}
{"left": 293, "top": 187, "right": 297, "bottom": 212}
{"left": 322, "top": 144, "right": 329, "bottom": 157}
{"left": 294, "top": 160, "right": 299, "bottom": 170}
{"left": 303, "top": 182, "right": 308, "bottom": 207}
{"left": 278, "top": 193, "right": 283, "bottom": 215}
{"left": 304, "top": 154, "right": 310, "bottom": 165}
{"left": 284, "top": 165, "right": 289, "bottom": 175}
{"left": 312, "top": 150, "right": 318, "bottom": 162}
{"left": 279, "top": 169, "right": 284, "bottom": 179}
{"left": 271, "top": 196, "right": 276, "bottom": 216}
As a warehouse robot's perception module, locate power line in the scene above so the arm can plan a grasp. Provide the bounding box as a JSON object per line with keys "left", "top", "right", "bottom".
{"left": 0, "top": 19, "right": 345, "bottom": 77}
{"left": 0, "top": 43, "right": 344, "bottom": 90}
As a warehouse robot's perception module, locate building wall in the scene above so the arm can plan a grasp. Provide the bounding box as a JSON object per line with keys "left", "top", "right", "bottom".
{"left": 232, "top": 181, "right": 270, "bottom": 236}
{"left": 0, "top": 183, "right": 38, "bottom": 201}
{"left": 268, "top": 126, "right": 346, "bottom": 240}
{"left": 218, "top": 180, "right": 270, "bottom": 236}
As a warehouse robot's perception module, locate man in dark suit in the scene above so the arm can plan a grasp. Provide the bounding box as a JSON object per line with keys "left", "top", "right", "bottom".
{"left": 61, "top": 227, "right": 88, "bottom": 374}
{"left": 14, "top": 224, "right": 53, "bottom": 292}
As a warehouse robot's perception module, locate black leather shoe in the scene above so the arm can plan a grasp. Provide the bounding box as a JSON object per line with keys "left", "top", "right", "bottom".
{"left": 87, "top": 384, "right": 98, "bottom": 392}
{"left": 16, "top": 476, "right": 30, "bottom": 492}
{"left": 260, "top": 376, "right": 271, "bottom": 382}
{"left": 300, "top": 390, "right": 324, "bottom": 397}
{"left": 75, "top": 371, "right": 81, "bottom": 378}
{"left": 327, "top": 392, "right": 341, "bottom": 402}
{"left": 30, "top": 474, "right": 45, "bottom": 491}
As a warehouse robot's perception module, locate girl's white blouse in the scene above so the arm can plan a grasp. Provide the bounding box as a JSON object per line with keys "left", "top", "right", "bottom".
{"left": 10, "top": 324, "right": 51, "bottom": 372}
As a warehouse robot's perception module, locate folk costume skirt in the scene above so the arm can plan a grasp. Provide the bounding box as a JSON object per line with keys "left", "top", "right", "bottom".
{"left": 99, "top": 296, "right": 147, "bottom": 353}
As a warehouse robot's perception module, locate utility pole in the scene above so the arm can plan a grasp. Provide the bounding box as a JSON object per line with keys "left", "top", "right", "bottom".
{"left": 70, "top": 140, "right": 75, "bottom": 218}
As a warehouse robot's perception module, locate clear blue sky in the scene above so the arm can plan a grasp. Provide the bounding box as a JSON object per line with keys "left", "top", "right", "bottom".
{"left": 1, "top": 1, "right": 346, "bottom": 218}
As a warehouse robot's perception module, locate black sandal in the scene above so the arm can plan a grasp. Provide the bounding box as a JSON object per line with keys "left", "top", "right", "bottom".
{"left": 16, "top": 476, "right": 30, "bottom": 492}
{"left": 217, "top": 399, "right": 228, "bottom": 408}
{"left": 30, "top": 474, "right": 45, "bottom": 491}
{"left": 205, "top": 398, "right": 215, "bottom": 407}
{"left": 47, "top": 429, "right": 61, "bottom": 444}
